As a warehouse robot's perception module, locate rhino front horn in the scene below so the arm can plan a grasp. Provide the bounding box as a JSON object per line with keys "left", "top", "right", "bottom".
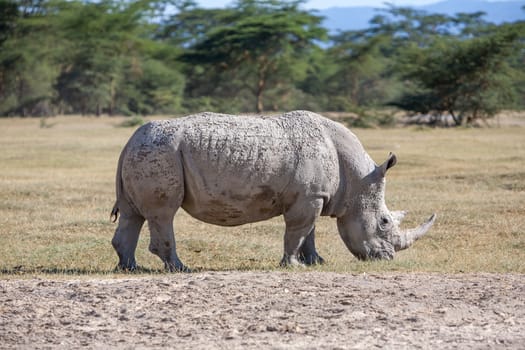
{"left": 393, "top": 214, "right": 436, "bottom": 251}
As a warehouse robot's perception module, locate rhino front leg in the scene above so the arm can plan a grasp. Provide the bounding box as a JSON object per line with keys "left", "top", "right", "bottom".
{"left": 112, "top": 211, "right": 145, "bottom": 271}
{"left": 298, "top": 226, "right": 325, "bottom": 265}
{"left": 148, "top": 215, "right": 190, "bottom": 272}
{"left": 280, "top": 225, "right": 313, "bottom": 267}
{"left": 280, "top": 200, "right": 322, "bottom": 267}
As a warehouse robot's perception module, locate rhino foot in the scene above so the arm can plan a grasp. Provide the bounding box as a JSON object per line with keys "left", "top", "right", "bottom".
{"left": 279, "top": 254, "right": 306, "bottom": 268}
{"left": 165, "top": 261, "right": 192, "bottom": 273}
{"left": 114, "top": 262, "right": 138, "bottom": 273}
{"left": 298, "top": 227, "right": 325, "bottom": 265}
{"left": 299, "top": 252, "right": 325, "bottom": 265}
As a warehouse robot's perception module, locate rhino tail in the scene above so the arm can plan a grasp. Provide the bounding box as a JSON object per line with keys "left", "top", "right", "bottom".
{"left": 110, "top": 205, "right": 119, "bottom": 223}
{"left": 110, "top": 145, "right": 126, "bottom": 223}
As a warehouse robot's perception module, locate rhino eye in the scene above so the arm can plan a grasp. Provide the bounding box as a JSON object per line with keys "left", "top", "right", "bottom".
{"left": 380, "top": 217, "right": 391, "bottom": 230}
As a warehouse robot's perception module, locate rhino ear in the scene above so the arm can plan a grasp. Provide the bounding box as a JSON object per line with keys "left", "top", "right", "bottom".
{"left": 378, "top": 153, "right": 397, "bottom": 177}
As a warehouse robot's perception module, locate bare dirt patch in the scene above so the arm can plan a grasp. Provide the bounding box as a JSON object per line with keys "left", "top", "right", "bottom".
{"left": 1, "top": 272, "right": 523, "bottom": 349}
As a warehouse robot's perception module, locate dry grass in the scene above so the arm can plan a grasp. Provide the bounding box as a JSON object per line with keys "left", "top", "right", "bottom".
{"left": 1, "top": 115, "right": 524, "bottom": 276}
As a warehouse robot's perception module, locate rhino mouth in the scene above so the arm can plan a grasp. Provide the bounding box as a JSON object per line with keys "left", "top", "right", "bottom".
{"left": 351, "top": 240, "right": 394, "bottom": 261}
{"left": 366, "top": 250, "right": 394, "bottom": 261}
{"left": 364, "top": 240, "right": 394, "bottom": 261}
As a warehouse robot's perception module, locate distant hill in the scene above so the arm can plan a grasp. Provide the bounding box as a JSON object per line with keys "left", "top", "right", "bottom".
{"left": 318, "top": 0, "right": 525, "bottom": 32}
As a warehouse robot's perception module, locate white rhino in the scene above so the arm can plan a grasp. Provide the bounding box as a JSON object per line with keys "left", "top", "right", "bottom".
{"left": 111, "top": 111, "right": 435, "bottom": 271}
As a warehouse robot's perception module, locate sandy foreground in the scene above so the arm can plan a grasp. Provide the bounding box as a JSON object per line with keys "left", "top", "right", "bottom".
{"left": 1, "top": 272, "right": 523, "bottom": 349}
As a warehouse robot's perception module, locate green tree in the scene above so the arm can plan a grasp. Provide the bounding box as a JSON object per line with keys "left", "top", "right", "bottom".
{"left": 158, "top": 0, "right": 238, "bottom": 47}
{"left": 0, "top": 0, "right": 186, "bottom": 116}
{"left": 391, "top": 24, "right": 522, "bottom": 126}
{"left": 55, "top": 0, "right": 142, "bottom": 115}
{"left": 116, "top": 57, "right": 185, "bottom": 115}
{"left": 0, "top": 0, "right": 18, "bottom": 46}
{"left": 325, "top": 31, "right": 395, "bottom": 108}
{"left": 178, "top": 0, "right": 326, "bottom": 112}
{"left": 0, "top": 0, "right": 60, "bottom": 116}
{"left": 51, "top": 0, "right": 185, "bottom": 116}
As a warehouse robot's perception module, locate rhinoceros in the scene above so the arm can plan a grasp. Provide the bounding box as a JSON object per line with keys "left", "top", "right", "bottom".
{"left": 111, "top": 111, "right": 435, "bottom": 271}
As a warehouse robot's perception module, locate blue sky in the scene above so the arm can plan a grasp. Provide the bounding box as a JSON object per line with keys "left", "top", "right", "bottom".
{"left": 195, "top": 0, "right": 513, "bottom": 9}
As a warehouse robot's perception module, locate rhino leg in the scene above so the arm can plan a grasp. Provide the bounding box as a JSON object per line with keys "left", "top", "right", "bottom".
{"left": 147, "top": 215, "right": 189, "bottom": 272}
{"left": 280, "top": 199, "right": 322, "bottom": 267}
{"left": 112, "top": 209, "right": 145, "bottom": 271}
{"left": 298, "top": 226, "right": 325, "bottom": 265}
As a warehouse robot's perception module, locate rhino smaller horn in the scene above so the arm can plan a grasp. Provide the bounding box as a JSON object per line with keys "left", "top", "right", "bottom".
{"left": 393, "top": 214, "right": 436, "bottom": 251}
{"left": 391, "top": 210, "right": 407, "bottom": 226}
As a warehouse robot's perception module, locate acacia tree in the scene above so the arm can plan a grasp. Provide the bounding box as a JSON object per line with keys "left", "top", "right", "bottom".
{"left": 0, "top": 0, "right": 61, "bottom": 116}
{"left": 52, "top": 0, "right": 185, "bottom": 116}
{"left": 318, "top": 6, "right": 466, "bottom": 114}
{"left": 178, "top": 0, "right": 326, "bottom": 112}
{"left": 55, "top": 0, "right": 146, "bottom": 115}
{"left": 325, "top": 31, "right": 394, "bottom": 108}
{"left": 391, "top": 24, "right": 522, "bottom": 126}
{"left": 0, "top": 0, "right": 186, "bottom": 116}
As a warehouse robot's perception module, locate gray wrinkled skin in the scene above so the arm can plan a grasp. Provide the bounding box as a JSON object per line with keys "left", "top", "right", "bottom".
{"left": 111, "top": 111, "right": 435, "bottom": 271}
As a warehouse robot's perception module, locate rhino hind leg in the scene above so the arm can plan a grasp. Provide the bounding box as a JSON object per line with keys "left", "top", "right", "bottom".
{"left": 112, "top": 208, "right": 145, "bottom": 271}
{"left": 147, "top": 215, "right": 190, "bottom": 272}
{"left": 298, "top": 226, "right": 325, "bottom": 265}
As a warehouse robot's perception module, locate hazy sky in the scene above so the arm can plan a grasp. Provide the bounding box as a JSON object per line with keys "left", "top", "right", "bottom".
{"left": 195, "top": 0, "right": 513, "bottom": 9}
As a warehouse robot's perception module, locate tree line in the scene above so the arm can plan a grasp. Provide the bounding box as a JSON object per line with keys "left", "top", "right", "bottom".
{"left": 1, "top": 0, "right": 524, "bottom": 126}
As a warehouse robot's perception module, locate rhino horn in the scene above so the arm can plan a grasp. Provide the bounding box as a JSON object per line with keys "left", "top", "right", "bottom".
{"left": 393, "top": 214, "right": 436, "bottom": 251}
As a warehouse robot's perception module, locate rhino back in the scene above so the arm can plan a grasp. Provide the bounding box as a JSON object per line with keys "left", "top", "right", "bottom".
{"left": 175, "top": 112, "right": 338, "bottom": 225}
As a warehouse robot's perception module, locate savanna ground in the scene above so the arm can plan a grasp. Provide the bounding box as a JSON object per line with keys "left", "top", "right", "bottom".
{"left": 1, "top": 113, "right": 524, "bottom": 348}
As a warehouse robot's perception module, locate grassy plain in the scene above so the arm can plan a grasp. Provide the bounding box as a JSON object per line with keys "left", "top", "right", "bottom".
{"left": 0, "top": 115, "right": 524, "bottom": 276}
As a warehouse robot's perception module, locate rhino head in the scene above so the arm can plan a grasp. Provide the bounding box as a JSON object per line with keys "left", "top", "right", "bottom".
{"left": 337, "top": 153, "right": 436, "bottom": 261}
